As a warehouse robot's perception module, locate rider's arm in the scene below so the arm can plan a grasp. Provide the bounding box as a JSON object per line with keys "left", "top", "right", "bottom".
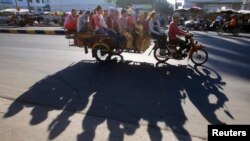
{"left": 156, "top": 20, "right": 164, "bottom": 34}
{"left": 148, "top": 20, "right": 161, "bottom": 35}
{"left": 173, "top": 23, "right": 187, "bottom": 36}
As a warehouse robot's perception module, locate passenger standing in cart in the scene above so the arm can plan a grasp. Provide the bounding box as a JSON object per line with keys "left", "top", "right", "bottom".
{"left": 119, "top": 9, "right": 133, "bottom": 49}
{"left": 93, "top": 5, "right": 125, "bottom": 50}
{"left": 64, "top": 9, "right": 78, "bottom": 32}
{"left": 77, "top": 10, "right": 90, "bottom": 33}
{"left": 135, "top": 10, "right": 150, "bottom": 52}
{"left": 93, "top": 5, "right": 108, "bottom": 35}
{"left": 106, "top": 8, "right": 126, "bottom": 50}
{"left": 126, "top": 7, "right": 138, "bottom": 51}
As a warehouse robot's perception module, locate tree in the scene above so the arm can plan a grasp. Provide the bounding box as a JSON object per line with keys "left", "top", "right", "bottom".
{"left": 105, "top": 0, "right": 174, "bottom": 15}
{"left": 105, "top": 0, "right": 115, "bottom": 3}
{"left": 155, "top": 1, "right": 174, "bottom": 15}
{"left": 115, "top": 0, "right": 154, "bottom": 7}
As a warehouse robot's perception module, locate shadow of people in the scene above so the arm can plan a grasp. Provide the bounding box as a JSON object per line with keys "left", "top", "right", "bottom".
{"left": 3, "top": 61, "right": 99, "bottom": 140}
{"left": 3, "top": 60, "right": 231, "bottom": 141}
{"left": 77, "top": 61, "right": 192, "bottom": 141}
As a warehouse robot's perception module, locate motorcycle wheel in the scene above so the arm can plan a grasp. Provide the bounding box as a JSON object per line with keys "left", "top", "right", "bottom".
{"left": 153, "top": 46, "right": 170, "bottom": 62}
{"left": 232, "top": 28, "right": 240, "bottom": 36}
{"left": 216, "top": 27, "right": 224, "bottom": 35}
{"left": 93, "top": 45, "right": 111, "bottom": 62}
{"left": 191, "top": 48, "right": 208, "bottom": 65}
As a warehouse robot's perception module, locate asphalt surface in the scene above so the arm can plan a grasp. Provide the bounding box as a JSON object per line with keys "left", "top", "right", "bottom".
{"left": 0, "top": 28, "right": 250, "bottom": 141}
{"left": 0, "top": 30, "right": 206, "bottom": 141}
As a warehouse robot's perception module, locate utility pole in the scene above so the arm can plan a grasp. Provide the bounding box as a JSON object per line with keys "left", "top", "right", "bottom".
{"left": 14, "top": 0, "right": 20, "bottom": 11}
{"left": 27, "top": 0, "right": 31, "bottom": 13}
{"left": 175, "top": 0, "right": 178, "bottom": 9}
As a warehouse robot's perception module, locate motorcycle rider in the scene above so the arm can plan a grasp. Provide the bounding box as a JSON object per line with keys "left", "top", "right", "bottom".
{"left": 227, "top": 14, "right": 238, "bottom": 31}
{"left": 211, "top": 14, "right": 223, "bottom": 30}
{"left": 168, "top": 13, "right": 190, "bottom": 56}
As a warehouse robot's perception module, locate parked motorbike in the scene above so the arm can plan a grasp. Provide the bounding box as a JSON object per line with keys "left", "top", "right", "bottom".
{"left": 153, "top": 34, "right": 208, "bottom": 65}
{"left": 216, "top": 23, "right": 241, "bottom": 36}
{"left": 194, "top": 20, "right": 210, "bottom": 31}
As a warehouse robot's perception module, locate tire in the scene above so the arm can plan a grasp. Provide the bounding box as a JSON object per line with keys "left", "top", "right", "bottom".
{"left": 216, "top": 27, "right": 224, "bottom": 35}
{"left": 114, "top": 38, "right": 126, "bottom": 55}
{"left": 153, "top": 46, "right": 170, "bottom": 62}
{"left": 191, "top": 48, "right": 208, "bottom": 65}
{"left": 232, "top": 28, "right": 240, "bottom": 36}
{"left": 110, "top": 54, "right": 124, "bottom": 63}
{"left": 92, "top": 45, "right": 111, "bottom": 62}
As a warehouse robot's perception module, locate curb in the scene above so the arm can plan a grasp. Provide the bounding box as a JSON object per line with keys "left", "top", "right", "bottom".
{"left": 0, "top": 29, "right": 65, "bottom": 35}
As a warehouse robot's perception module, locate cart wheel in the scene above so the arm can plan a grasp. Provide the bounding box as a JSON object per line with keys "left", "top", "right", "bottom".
{"left": 110, "top": 54, "right": 124, "bottom": 63}
{"left": 191, "top": 48, "right": 208, "bottom": 65}
{"left": 93, "top": 45, "right": 111, "bottom": 62}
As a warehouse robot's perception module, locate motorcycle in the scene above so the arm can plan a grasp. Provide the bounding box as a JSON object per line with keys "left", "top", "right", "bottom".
{"left": 216, "top": 23, "right": 241, "bottom": 36}
{"left": 209, "top": 20, "right": 223, "bottom": 31}
{"left": 153, "top": 34, "right": 208, "bottom": 65}
{"left": 194, "top": 20, "right": 210, "bottom": 31}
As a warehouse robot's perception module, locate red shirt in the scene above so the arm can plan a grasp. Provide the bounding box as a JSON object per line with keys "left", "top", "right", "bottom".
{"left": 89, "top": 14, "right": 95, "bottom": 31}
{"left": 126, "top": 15, "right": 135, "bottom": 31}
{"left": 106, "top": 16, "right": 113, "bottom": 29}
{"left": 64, "top": 14, "right": 77, "bottom": 31}
{"left": 168, "top": 20, "right": 187, "bottom": 41}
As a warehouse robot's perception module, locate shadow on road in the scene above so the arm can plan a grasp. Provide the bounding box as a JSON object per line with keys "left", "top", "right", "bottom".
{"left": 3, "top": 60, "right": 230, "bottom": 141}
{"left": 194, "top": 31, "right": 250, "bottom": 80}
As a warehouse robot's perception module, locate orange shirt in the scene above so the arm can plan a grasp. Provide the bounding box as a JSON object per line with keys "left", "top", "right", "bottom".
{"left": 229, "top": 17, "right": 237, "bottom": 27}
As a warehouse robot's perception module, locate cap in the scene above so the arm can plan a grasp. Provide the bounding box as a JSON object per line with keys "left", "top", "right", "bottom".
{"left": 173, "top": 13, "right": 180, "bottom": 18}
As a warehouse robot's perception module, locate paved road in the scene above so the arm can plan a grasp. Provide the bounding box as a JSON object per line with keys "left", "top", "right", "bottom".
{"left": 0, "top": 32, "right": 249, "bottom": 141}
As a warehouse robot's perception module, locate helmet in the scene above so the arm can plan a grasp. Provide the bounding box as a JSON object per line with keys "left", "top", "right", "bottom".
{"left": 173, "top": 13, "right": 180, "bottom": 18}
{"left": 231, "top": 14, "right": 236, "bottom": 18}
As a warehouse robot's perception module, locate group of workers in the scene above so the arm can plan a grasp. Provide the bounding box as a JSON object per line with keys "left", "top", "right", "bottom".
{"left": 64, "top": 5, "right": 191, "bottom": 55}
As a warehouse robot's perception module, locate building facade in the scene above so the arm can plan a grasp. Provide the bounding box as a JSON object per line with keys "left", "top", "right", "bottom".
{"left": 183, "top": 0, "right": 245, "bottom": 11}
{"left": 0, "top": 0, "right": 13, "bottom": 9}
{"left": 49, "top": 0, "right": 116, "bottom": 12}
{"left": 242, "top": 0, "right": 250, "bottom": 10}
{"left": 0, "top": 0, "right": 49, "bottom": 11}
